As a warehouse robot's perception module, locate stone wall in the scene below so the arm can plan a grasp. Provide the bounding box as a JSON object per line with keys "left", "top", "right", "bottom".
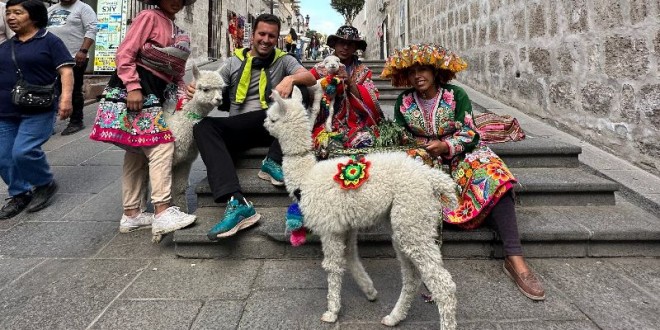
{"left": 178, "top": 0, "right": 295, "bottom": 63}
{"left": 355, "top": 0, "right": 660, "bottom": 175}
{"left": 175, "top": 0, "right": 214, "bottom": 65}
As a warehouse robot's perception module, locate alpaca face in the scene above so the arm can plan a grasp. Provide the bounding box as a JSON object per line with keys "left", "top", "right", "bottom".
{"left": 264, "top": 88, "right": 309, "bottom": 142}
{"left": 190, "top": 65, "right": 226, "bottom": 115}
{"left": 322, "top": 55, "right": 343, "bottom": 75}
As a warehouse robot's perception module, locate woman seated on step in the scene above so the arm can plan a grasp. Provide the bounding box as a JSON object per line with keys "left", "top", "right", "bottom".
{"left": 380, "top": 44, "right": 545, "bottom": 301}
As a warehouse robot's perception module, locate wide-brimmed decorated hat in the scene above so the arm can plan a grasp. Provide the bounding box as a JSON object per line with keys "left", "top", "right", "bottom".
{"left": 326, "top": 25, "right": 367, "bottom": 51}
{"left": 138, "top": 0, "right": 196, "bottom": 6}
{"left": 380, "top": 44, "right": 468, "bottom": 87}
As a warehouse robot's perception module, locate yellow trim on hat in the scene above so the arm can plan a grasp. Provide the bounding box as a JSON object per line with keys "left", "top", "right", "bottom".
{"left": 380, "top": 44, "right": 468, "bottom": 87}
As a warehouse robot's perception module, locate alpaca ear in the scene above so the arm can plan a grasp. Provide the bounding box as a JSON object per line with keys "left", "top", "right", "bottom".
{"left": 291, "top": 86, "right": 303, "bottom": 103}
{"left": 271, "top": 90, "right": 286, "bottom": 115}
{"left": 192, "top": 64, "right": 200, "bottom": 81}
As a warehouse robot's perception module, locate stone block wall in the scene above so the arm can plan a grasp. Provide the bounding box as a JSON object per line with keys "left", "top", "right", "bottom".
{"left": 175, "top": 0, "right": 213, "bottom": 65}
{"left": 355, "top": 0, "right": 660, "bottom": 175}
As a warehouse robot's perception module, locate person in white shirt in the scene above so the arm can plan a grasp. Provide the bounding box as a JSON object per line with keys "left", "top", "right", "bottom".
{"left": 46, "top": 0, "right": 97, "bottom": 135}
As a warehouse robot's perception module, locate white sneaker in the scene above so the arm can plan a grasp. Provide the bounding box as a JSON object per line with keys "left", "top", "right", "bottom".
{"left": 119, "top": 212, "right": 154, "bottom": 233}
{"left": 152, "top": 206, "right": 196, "bottom": 235}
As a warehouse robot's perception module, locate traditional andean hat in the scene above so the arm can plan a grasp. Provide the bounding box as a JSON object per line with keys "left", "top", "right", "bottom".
{"left": 380, "top": 44, "right": 468, "bottom": 87}
{"left": 326, "top": 25, "right": 367, "bottom": 51}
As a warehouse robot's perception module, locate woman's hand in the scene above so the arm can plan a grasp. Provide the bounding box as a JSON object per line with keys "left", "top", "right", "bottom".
{"left": 424, "top": 140, "right": 449, "bottom": 158}
{"left": 126, "top": 89, "right": 144, "bottom": 111}
{"left": 58, "top": 97, "right": 73, "bottom": 120}
{"left": 186, "top": 80, "right": 196, "bottom": 99}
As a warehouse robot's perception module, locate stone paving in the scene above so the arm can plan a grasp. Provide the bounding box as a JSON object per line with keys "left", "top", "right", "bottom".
{"left": 0, "top": 65, "right": 658, "bottom": 329}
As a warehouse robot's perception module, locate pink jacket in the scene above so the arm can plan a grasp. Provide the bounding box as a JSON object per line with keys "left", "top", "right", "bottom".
{"left": 115, "top": 9, "right": 185, "bottom": 92}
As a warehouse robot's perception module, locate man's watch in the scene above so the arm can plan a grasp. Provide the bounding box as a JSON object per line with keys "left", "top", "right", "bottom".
{"left": 79, "top": 49, "right": 88, "bottom": 54}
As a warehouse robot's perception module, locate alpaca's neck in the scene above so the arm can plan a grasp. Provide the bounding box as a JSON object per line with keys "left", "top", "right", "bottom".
{"left": 282, "top": 152, "right": 317, "bottom": 194}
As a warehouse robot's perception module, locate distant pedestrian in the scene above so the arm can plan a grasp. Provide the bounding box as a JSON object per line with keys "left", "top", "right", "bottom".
{"left": 309, "top": 35, "right": 319, "bottom": 60}
{"left": 89, "top": 0, "right": 196, "bottom": 237}
{"left": 295, "top": 37, "right": 303, "bottom": 61}
{"left": 0, "top": 0, "right": 74, "bottom": 219}
{"left": 46, "top": 0, "right": 98, "bottom": 136}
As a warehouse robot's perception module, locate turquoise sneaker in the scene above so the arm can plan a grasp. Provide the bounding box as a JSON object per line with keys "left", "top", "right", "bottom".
{"left": 207, "top": 197, "right": 260, "bottom": 240}
{"left": 258, "top": 157, "right": 285, "bottom": 186}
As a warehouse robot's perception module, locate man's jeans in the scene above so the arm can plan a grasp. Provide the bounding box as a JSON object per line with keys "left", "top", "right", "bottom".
{"left": 0, "top": 112, "right": 56, "bottom": 196}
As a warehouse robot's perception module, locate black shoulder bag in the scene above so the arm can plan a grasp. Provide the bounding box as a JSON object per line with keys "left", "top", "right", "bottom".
{"left": 10, "top": 40, "right": 56, "bottom": 112}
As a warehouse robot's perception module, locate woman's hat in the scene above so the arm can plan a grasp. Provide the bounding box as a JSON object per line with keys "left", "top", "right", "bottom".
{"left": 380, "top": 44, "right": 468, "bottom": 87}
{"left": 138, "top": 0, "right": 196, "bottom": 6}
{"left": 326, "top": 25, "right": 367, "bottom": 51}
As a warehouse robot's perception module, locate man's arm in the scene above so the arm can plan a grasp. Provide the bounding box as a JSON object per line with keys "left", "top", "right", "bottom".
{"left": 274, "top": 67, "right": 316, "bottom": 98}
{"left": 74, "top": 37, "right": 95, "bottom": 66}
{"left": 76, "top": 5, "right": 98, "bottom": 66}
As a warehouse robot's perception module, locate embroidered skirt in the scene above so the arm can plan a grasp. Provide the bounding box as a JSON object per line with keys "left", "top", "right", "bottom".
{"left": 407, "top": 144, "right": 516, "bottom": 229}
{"left": 89, "top": 67, "right": 176, "bottom": 148}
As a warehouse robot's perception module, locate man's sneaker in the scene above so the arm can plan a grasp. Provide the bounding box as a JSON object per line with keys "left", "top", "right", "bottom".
{"left": 207, "top": 197, "right": 260, "bottom": 240}
{"left": 152, "top": 206, "right": 196, "bottom": 235}
{"left": 0, "top": 193, "right": 32, "bottom": 220}
{"left": 119, "top": 211, "right": 154, "bottom": 233}
{"left": 26, "top": 180, "right": 58, "bottom": 213}
{"left": 61, "top": 123, "right": 85, "bottom": 136}
{"left": 258, "top": 157, "right": 285, "bottom": 186}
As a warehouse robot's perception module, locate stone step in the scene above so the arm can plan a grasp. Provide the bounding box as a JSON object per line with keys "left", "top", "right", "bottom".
{"left": 234, "top": 137, "right": 582, "bottom": 169}
{"left": 194, "top": 167, "right": 617, "bottom": 208}
{"left": 173, "top": 198, "right": 660, "bottom": 259}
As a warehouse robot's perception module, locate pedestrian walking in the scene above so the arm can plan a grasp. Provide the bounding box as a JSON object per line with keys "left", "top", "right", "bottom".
{"left": 46, "top": 0, "right": 98, "bottom": 136}
{"left": 0, "top": 0, "right": 74, "bottom": 219}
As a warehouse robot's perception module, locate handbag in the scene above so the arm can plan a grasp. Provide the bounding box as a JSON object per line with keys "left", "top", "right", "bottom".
{"left": 9, "top": 40, "right": 55, "bottom": 111}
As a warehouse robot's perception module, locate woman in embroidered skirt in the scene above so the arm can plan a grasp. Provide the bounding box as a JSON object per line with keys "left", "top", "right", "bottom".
{"left": 89, "top": 0, "right": 196, "bottom": 237}
{"left": 381, "top": 44, "right": 545, "bottom": 301}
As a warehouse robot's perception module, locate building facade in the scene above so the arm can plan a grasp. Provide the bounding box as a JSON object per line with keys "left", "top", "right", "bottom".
{"left": 354, "top": 0, "right": 660, "bottom": 176}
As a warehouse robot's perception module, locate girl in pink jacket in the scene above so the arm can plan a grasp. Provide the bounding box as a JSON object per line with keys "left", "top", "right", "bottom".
{"left": 90, "top": 0, "right": 196, "bottom": 238}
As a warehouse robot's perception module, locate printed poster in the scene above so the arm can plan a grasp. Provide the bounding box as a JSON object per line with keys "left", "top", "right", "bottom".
{"left": 95, "top": 0, "right": 128, "bottom": 71}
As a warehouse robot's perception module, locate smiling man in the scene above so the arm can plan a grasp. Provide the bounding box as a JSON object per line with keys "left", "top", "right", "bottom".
{"left": 192, "top": 14, "right": 316, "bottom": 239}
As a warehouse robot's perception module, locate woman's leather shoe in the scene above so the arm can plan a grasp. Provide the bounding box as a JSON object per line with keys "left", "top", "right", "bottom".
{"left": 503, "top": 258, "right": 546, "bottom": 300}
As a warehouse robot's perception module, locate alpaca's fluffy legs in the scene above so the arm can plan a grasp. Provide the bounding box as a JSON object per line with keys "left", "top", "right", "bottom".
{"left": 393, "top": 227, "right": 457, "bottom": 330}
{"left": 381, "top": 241, "right": 422, "bottom": 327}
{"left": 320, "top": 232, "right": 348, "bottom": 323}
{"left": 345, "top": 230, "right": 378, "bottom": 301}
{"left": 171, "top": 161, "right": 192, "bottom": 213}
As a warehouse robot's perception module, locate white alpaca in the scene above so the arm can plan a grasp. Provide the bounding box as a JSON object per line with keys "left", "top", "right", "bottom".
{"left": 308, "top": 55, "right": 345, "bottom": 132}
{"left": 164, "top": 64, "right": 225, "bottom": 213}
{"left": 264, "top": 88, "right": 458, "bottom": 329}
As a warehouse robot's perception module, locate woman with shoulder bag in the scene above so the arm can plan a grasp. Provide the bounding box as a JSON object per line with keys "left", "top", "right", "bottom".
{"left": 89, "top": 0, "right": 196, "bottom": 238}
{"left": 0, "top": 0, "right": 74, "bottom": 220}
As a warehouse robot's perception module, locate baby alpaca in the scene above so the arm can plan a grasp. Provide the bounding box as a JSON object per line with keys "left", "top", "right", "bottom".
{"left": 165, "top": 64, "right": 225, "bottom": 213}
{"left": 309, "top": 55, "right": 345, "bottom": 132}
{"left": 264, "top": 89, "right": 458, "bottom": 329}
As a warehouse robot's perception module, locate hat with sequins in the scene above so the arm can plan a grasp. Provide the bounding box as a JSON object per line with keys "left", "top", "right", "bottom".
{"left": 380, "top": 44, "right": 468, "bottom": 87}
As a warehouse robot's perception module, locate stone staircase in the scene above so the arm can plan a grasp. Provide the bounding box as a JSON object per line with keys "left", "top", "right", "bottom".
{"left": 173, "top": 60, "right": 660, "bottom": 259}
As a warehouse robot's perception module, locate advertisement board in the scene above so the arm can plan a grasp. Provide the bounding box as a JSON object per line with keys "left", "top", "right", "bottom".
{"left": 94, "top": 0, "right": 128, "bottom": 72}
